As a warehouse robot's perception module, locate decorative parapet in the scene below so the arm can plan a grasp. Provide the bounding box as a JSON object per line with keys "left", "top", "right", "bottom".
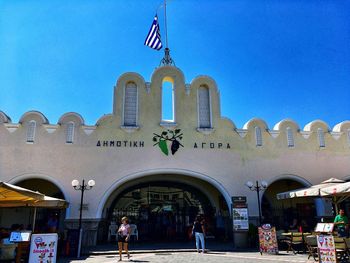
{"left": 43, "top": 124, "right": 59, "bottom": 134}
{"left": 82, "top": 125, "right": 97, "bottom": 135}
{"left": 4, "top": 123, "right": 20, "bottom": 133}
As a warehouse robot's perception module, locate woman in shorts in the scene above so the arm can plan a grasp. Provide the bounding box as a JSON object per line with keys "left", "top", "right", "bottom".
{"left": 117, "top": 216, "right": 131, "bottom": 261}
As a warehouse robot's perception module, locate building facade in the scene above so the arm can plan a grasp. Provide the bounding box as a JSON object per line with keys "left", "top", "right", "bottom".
{"left": 1, "top": 65, "right": 350, "bottom": 246}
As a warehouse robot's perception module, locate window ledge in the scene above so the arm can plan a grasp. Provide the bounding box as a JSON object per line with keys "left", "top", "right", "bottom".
{"left": 121, "top": 125, "right": 140, "bottom": 133}
{"left": 197, "top": 127, "right": 214, "bottom": 135}
{"left": 160, "top": 121, "right": 177, "bottom": 128}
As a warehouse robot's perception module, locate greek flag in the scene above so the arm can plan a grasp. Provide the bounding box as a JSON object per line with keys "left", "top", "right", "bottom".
{"left": 144, "top": 14, "right": 163, "bottom": 50}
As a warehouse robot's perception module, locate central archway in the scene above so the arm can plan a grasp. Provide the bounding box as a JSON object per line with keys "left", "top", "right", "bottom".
{"left": 98, "top": 171, "right": 231, "bottom": 243}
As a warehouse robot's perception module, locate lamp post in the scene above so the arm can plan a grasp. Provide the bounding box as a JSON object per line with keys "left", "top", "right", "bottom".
{"left": 71, "top": 179, "right": 95, "bottom": 258}
{"left": 245, "top": 180, "right": 268, "bottom": 226}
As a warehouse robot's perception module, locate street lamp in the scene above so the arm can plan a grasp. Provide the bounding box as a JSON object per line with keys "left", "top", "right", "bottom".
{"left": 245, "top": 180, "right": 268, "bottom": 226}
{"left": 71, "top": 179, "right": 95, "bottom": 258}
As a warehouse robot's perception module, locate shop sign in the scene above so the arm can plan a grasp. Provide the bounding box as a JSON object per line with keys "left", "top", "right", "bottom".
{"left": 317, "top": 235, "right": 336, "bottom": 263}
{"left": 258, "top": 224, "right": 278, "bottom": 255}
{"left": 29, "top": 233, "right": 58, "bottom": 263}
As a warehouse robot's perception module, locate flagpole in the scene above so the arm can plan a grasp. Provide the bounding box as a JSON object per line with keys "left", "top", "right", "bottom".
{"left": 164, "top": 0, "right": 169, "bottom": 49}
{"left": 160, "top": 0, "right": 175, "bottom": 66}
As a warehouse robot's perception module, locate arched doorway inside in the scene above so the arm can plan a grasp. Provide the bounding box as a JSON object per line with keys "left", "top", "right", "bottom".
{"left": 0, "top": 179, "right": 66, "bottom": 233}
{"left": 261, "top": 179, "right": 317, "bottom": 232}
{"left": 101, "top": 174, "right": 231, "bottom": 243}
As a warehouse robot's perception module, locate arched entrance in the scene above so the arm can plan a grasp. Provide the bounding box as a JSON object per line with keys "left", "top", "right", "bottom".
{"left": 100, "top": 174, "right": 231, "bottom": 243}
{"left": 261, "top": 178, "right": 316, "bottom": 231}
{"left": 0, "top": 179, "right": 66, "bottom": 233}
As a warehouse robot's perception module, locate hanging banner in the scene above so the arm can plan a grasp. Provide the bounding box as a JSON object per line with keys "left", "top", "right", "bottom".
{"left": 29, "top": 233, "right": 58, "bottom": 263}
{"left": 258, "top": 224, "right": 278, "bottom": 255}
{"left": 317, "top": 235, "right": 336, "bottom": 263}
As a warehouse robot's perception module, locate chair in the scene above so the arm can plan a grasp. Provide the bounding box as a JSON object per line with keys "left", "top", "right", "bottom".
{"left": 0, "top": 239, "right": 17, "bottom": 261}
{"left": 285, "top": 232, "right": 304, "bottom": 254}
{"left": 344, "top": 238, "right": 350, "bottom": 259}
{"left": 129, "top": 224, "right": 138, "bottom": 241}
{"left": 108, "top": 222, "right": 118, "bottom": 242}
{"left": 334, "top": 237, "right": 349, "bottom": 262}
{"left": 15, "top": 241, "right": 30, "bottom": 263}
{"left": 304, "top": 235, "right": 318, "bottom": 261}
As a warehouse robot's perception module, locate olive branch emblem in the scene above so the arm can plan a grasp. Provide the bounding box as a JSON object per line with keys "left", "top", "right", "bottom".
{"left": 152, "top": 129, "right": 184, "bottom": 155}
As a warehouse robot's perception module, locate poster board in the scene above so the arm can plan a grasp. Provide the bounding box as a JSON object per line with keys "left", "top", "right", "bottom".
{"left": 232, "top": 196, "right": 249, "bottom": 231}
{"left": 258, "top": 224, "right": 278, "bottom": 255}
{"left": 315, "top": 223, "right": 334, "bottom": 233}
{"left": 317, "top": 235, "right": 336, "bottom": 263}
{"left": 29, "top": 233, "right": 58, "bottom": 263}
{"left": 233, "top": 208, "right": 249, "bottom": 230}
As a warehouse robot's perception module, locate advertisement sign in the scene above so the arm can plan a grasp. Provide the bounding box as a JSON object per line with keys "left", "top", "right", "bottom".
{"left": 317, "top": 235, "right": 336, "bottom": 263}
{"left": 232, "top": 196, "right": 249, "bottom": 231}
{"left": 258, "top": 224, "right": 278, "bottom": 255}
{"left": 233, "top": 208, "right": 249, "bottom": 230}
{"left": 29, "top": 233, "right": 58, "bottom": 263}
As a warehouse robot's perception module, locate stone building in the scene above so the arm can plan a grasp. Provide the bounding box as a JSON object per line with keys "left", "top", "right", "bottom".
{"left": 1, "top": 65, "right": 350, "bottom": 246}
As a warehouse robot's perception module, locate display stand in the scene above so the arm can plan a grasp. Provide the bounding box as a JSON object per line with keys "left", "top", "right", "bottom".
{"left": 29, "top": 233, "right": 58, "bottom": 263}
{"left": 258, "top": 224, "right": 278, "bottom": 255}
{"left": 315, "top": 223, "right": 336, "bottom": 263}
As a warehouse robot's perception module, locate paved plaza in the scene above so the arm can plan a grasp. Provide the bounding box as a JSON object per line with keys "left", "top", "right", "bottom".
{"left": 58, "top": 251, "right": 315, "bottom": 263}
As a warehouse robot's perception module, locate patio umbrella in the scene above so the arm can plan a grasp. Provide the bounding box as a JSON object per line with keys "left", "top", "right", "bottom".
{"left": 0, "top": 181, "right": 45, "bottom": 206}
{"left": 276, "top": 178, "right": 345, "bottom": 200}
{"left": 320, "top": 181, "right": 350, "bottom": 208}
{"left": 0, "top": 195, "right": 68, "bottom": 208}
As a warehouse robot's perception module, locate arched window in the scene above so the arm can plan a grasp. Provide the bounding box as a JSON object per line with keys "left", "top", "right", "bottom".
{"left": 66, "top": 122, "right": 75, "bottom": 144}
{"left": 286, "top": 127, "right": 294, "bottom": 147}
{"left": 347, "top": 129, "right": 350, "bottom": 147}
{"left": 317, "top": 128, "right": 325, "bottom": 147}
{"left": 255, "top": 126, "right": 263, "bottom": 146}
{"left": 123, "top": 82, "right": 138, "bottom": 126}
{"left": 162, "top": 79, "right": 174, "bottom": 122}
{"left": 26, "top": 120, "right": 36, "bottom": 143}
{"left": 198, "top": 85, "right": 211, "bottom": 128}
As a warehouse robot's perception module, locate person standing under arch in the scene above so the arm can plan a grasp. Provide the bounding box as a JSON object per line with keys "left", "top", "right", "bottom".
{"left": 193, "top": 215, "right": 206, "bottom": 253}
{"left": 117, "top": 216, "right": 131, "bottom": 261}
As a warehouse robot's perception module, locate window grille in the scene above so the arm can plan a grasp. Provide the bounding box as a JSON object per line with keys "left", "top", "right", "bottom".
{"left": 317, "top": 128, "right": 325, "bottom": 147}
{"left": 255, "top": 126, "right": 263, "bottom": 146}
{"left": 26, "top": 120, "right": 36, "bottom": 143}
{"left": 123, "top": 82, "right": 137, "bottom": 126}
{"left": 286, "top": 127, "right": 294, "bottom": 147}
{"left": 198, "top": 86, "right": 211, "bottom": 128}
{"left": 66, "top": 122, "right": 74, "bottom": 143}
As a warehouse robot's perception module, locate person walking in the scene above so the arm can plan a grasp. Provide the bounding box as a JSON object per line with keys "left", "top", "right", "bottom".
{"left": 192, "top": 215, "right": 206, "bottom": 253}
{"left": 117, "top": 216, "right": 131, "bottom": 261}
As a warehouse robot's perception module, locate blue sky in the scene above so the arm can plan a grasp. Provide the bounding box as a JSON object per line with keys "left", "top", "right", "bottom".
{"left": 0, "top": 0, "right": 349, "bottom": 129}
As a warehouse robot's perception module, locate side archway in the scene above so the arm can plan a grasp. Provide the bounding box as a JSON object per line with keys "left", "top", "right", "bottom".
{"left": 261, "top": 175, "right": 319, "bottom": 232}
{"left": 3, "top": 174, "right": 70, "bottom": 233}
